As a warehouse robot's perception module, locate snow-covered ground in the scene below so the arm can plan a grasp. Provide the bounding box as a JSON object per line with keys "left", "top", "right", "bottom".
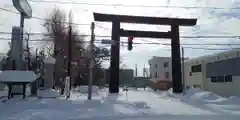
{"left": 0, "top": 87, "right": 239, "bottom": 120}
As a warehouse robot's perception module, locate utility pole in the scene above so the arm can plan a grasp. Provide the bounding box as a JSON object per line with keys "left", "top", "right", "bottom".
{"left": 66, "top": 24, "right": 72, "bottom": 99}
{"left": 26, "top": 33, "right": 31, "bottom": 70}
{"left": 88, "top": 22, "right": 95, "bottom": 100}
{"left": 181, "top": 47, "right": 185, "bottom": 93}
{"left": 135, "top": 64, "right": 137, "bottom": 77}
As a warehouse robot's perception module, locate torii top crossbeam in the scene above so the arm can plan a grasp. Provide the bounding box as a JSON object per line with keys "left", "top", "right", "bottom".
{"left": 93, "top": 13, "right": 197, "bottom": 26}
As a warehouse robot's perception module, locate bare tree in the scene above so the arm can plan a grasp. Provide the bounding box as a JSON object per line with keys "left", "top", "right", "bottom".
{"left": 42, "top": 7, "right": 110, "bottom": 89}
{"left": 42, "top": 8, "right": 85, "bottom": 91}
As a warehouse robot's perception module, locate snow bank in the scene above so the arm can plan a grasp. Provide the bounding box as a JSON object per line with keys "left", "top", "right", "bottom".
{"left": 37, "top": 89, "right": 60, "bottom": 98}
{"left": 73, "top": 86, "right": 99, "bottom": 94}
{"left": 0, "top": 90, "right": 7, "bottom": 98}
{"left": 0, "top": 70, "right": 37, "bottom": 82}
{"left": 168, "top": 87, "right": 240, "bottom": 105}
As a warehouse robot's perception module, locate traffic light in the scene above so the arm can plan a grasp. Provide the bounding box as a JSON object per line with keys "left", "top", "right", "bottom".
{"left": 128, "top": 36, "right": 134, "bottom": 51}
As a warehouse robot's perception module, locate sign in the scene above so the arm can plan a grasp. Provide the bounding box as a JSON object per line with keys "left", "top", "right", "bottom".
{"left": 13, "top": 0, "right": 32, "bottom": 18}
{"left": 64, "top": 76, "right": 70, "bottom": 97}
{"left": 101, "top": 39, "right": 114, "bottom": 44}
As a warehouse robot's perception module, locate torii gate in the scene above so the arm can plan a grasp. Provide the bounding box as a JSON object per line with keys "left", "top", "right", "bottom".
{"left": 93, "top": 13, "right": 197, "bottom": 93}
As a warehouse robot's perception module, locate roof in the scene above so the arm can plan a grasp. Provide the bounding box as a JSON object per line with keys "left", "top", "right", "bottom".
{"left": 0, "top": 70, "right": 37, "bottom": 83}
{"left": 184, "top": 48, "right": 240, "bottom": 64}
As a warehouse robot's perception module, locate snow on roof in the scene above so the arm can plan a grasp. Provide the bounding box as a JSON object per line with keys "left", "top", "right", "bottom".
{"left": 0, "top": 70, "right": 37, "bottom": 83}
{"left": 44, "top": 56, "right": 56, "bottom": 64}
{"left": 184, "top": 49, "right": 240, "bottom": 64}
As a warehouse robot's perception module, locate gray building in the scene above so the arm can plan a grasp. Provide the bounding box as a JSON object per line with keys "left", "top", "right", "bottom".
{"left": 184, "top": 49, "right": 240, "bottom": 97}
{"left": 134, "top": 77, "right": 153, "bottom": 88}
{"left": 104, "top": 69, "right": 134, "bottom": 86}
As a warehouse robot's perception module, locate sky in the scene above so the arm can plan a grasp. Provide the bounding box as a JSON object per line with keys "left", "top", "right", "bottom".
{"left": 1, "top": 0, "right": 240, "bottom": 76}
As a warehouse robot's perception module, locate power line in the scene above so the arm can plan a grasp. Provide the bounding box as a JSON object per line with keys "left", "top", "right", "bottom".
{"left": 0, "top": 37, "right": 237, "bottom": 50}
{"left": 0, "top": 7, "right": 90, "bottom": 26}
{"left": 28, "top": 0, "right": 240, "bottom": 10}
{"left": 1, "top": 37, "right": 240, "bottom": 46}
{"left": 1, "top": 32, "right": 240, "bottom": 39}
{"left": 182, "top": 46, "right": 237, "bottom": 50}
{"left": 0, "top": 32, "right": 110, "bottom": 37}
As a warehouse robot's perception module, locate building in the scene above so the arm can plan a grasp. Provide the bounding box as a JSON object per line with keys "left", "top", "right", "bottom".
{"left": 148, "top": 56, "right": 172, "bottom": 90}
{"left": 184, "top": 49, "right": 240, "bottom": 97}
{"left": 104, "top": 69, "right": 134, "bottom": 86}
{"left": 134, "top": 77, "right": 151, "bottom": 88}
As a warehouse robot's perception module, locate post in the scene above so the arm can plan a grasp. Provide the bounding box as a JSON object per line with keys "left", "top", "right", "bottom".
{"left": 171, "top": 24, "right": 183, "bottom": 93}
{"left": 27, "top": 34, "right": 31, "bottom": 70}
{"left": 20, "top": 13, "right": 25, "bottom": 69}
{"left": 135, "top": 64, "right": 137, "bottom": 77}
{"left": 181, "top": 47, "right": 185, "bottom": 93}
{"left": 88, "top": 22, "right": 95, "bottom": 100}
{"left": 109, "top": 21, "right": 120, "bottom": 93}
{"left": 66, "top": 25, "right": 72, "bottom": 99}
{"left": 31, "top": 49, "right": 38, "bottom": 95}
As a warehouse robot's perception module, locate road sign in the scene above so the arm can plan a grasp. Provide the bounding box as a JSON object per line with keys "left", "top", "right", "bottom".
{"left": 101, "top": 39, "right": 114, "bottom": 44}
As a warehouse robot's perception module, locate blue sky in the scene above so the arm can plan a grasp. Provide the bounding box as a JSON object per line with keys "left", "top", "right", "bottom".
{"left": 1, "top": 0, "right": 240, "bottom": 75}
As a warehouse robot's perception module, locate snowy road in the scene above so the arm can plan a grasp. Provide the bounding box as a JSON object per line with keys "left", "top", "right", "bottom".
{"left": 0, "top": 88, "right": 239, "bottom": 120}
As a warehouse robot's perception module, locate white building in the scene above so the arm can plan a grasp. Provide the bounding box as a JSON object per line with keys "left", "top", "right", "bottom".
{"left": 184, "top": 49, "right": 240, "bottom": 97}
{"left": 148, "top": 56, "right": 172, "bottom": 90}
{"left": 149, "top": 56, "right": 171, "bottom": 82}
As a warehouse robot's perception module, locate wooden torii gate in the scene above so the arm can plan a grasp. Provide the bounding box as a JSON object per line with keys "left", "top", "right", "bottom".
{"left": 93, "top": 13, "right": 197, "bottom": 93}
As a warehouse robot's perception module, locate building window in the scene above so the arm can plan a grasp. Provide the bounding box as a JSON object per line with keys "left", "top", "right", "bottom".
{"left": 165, "top": 72, "right": 169, "bottom": 78}
{"left": 164, "top": 62, "right": 169, "bottom": 68}
{"left": 155, "top": 64, "right": 157, "bottom": 68}
{"left": 211, "top": 76, "right": 225, "bottom": 83}
{"left": 211, "top": 77, "right": 218, "bottom": 82}
{"left": 155, "top": 72, "right": 158, "bottom": 78}
{"left": 217, "top": 76, "right": 224, "bottom": 82}
{"left": 191, "top": 64, "right": 202, "bottom": 73}
{"left": 225, "top": 75, "right": 232, "bottom": 82}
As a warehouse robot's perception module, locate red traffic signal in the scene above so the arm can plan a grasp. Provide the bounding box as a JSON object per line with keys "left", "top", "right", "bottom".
{"left": 128, "top": 36, "right": 134, "bottom": 51}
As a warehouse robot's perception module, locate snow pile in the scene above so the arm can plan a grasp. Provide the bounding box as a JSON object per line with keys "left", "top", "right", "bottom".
{"left": 168, "top": 87, "right": 240, "bottom": 105}
{"left": 212, "top": 96, "right": 240, "bottom": 105}
{"left": 37, "top": 89, "right": 60, "bottom": 98}
{"left": 228, "top": 96, "right": 240, "bottom": 103}
{"left": 185, "top": 88, "right": 222, "bottom": 103}
{"left": 73, "top": 86, "right": 99, "bottom": 94}
{"left": 1, "top": 88, "right": 240, "bottom": 120}
{"left": 0, "top": 90, "right": 7, "bottom": 98}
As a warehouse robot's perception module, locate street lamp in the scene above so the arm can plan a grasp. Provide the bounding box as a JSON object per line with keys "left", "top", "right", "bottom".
{"left": 13, "top": 0, "right": 32, "bottom": 69}
{"left": 13, "top": 0, "right": 32, "bottom": 18}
